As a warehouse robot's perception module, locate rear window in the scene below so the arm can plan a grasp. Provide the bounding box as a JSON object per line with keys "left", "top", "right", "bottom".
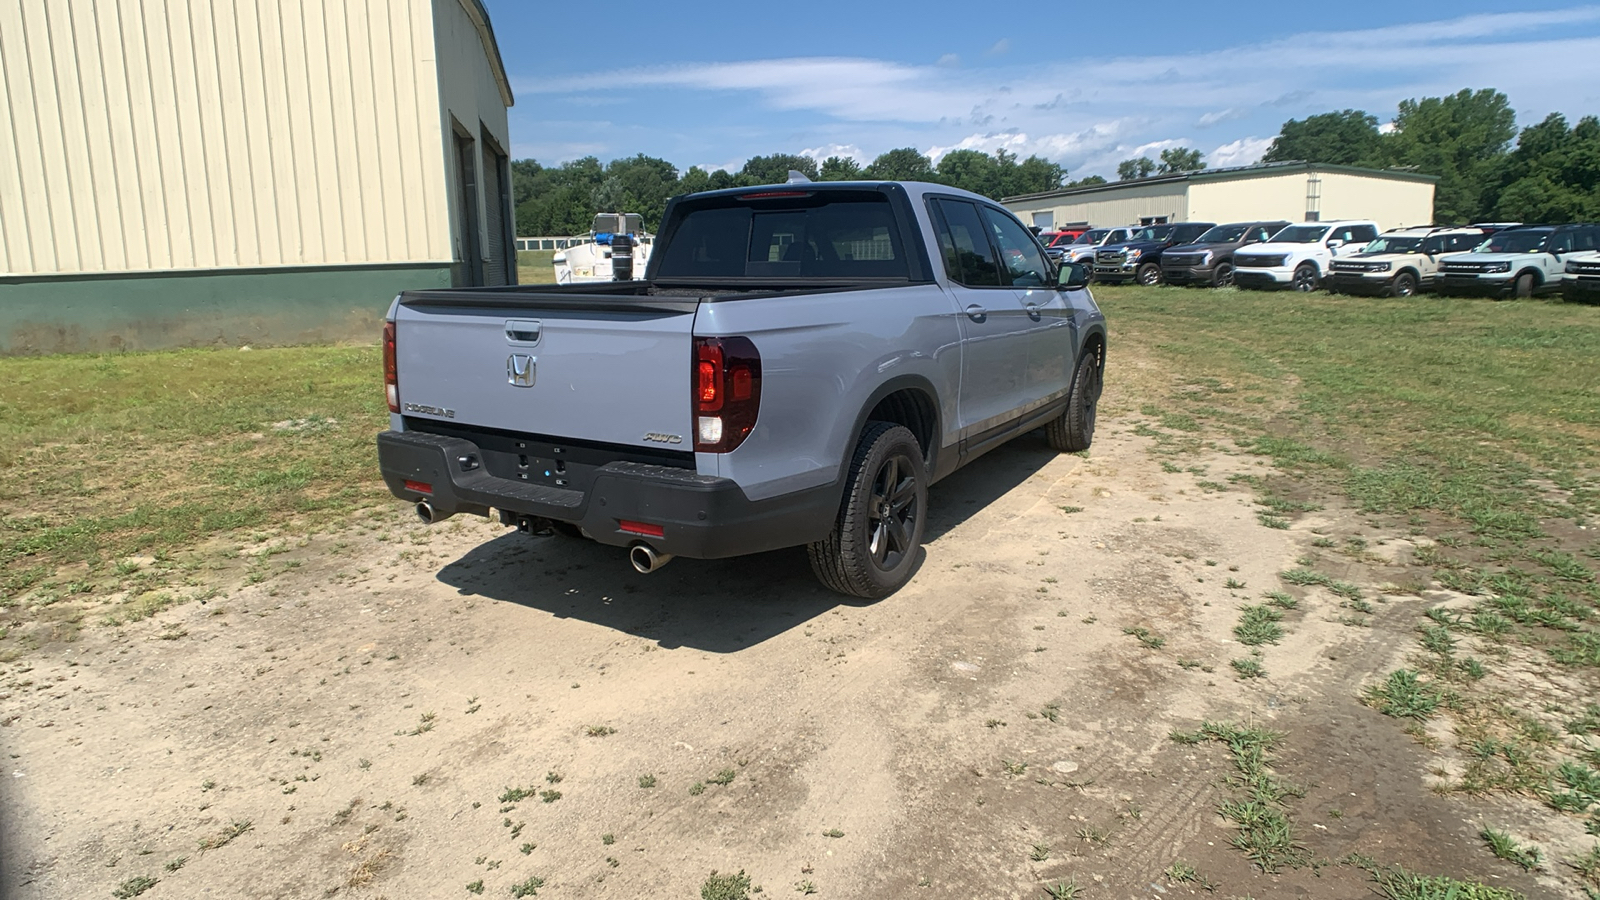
{"left": 654, "top": 194, "right": 910, "bottom": 279}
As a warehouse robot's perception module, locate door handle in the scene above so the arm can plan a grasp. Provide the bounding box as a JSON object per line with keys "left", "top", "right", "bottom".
{"left": 964, "top": 304, "right": 987, "bottom": 322}
{"left": 1025, "top": 303, "right": 1041, "bottom": 319}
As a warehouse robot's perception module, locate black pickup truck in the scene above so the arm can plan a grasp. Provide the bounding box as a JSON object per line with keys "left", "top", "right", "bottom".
{"left": 1092, "top": 222, "right": 1215, "bottom": 285}
{"left": 1159, "top": 221, "right": 1291, "bottom": 287}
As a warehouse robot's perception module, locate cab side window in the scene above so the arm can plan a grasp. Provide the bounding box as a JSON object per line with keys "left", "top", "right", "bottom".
{"left": 1549, "top": 232, "right": 1574, "bottom": 254}
{"left": 1250, "top": 226, "right": 1272, "bottom": 243}
{"left": 980, "top": 205, "right": 1051, "bottom": 288}
{"left": 930, "top": 199, "right": 1002, "bottom": 287}
{"left": 1350, "top": 225, "right": 1378, "bottom": 243}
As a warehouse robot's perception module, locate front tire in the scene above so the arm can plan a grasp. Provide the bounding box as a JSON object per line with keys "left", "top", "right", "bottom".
{"left": 1512, "top": 272, "right": 1535, "bottom": 299}
{"left": 807, "top": 423, "right": 928, "bottom": 599}
{"left": 1137, "top": 262, "right": 1162, "bottom": 286}
{"left": 1292, "top": 263, "right": 1319, "bottom": 292}
{"left": 1391, "top": 272, "right": 1417, "bottom": 298}
{"left": 1211, "top": 262, "right": 1233, "bottom": 287}
{"left": 1046, "top": 351, "right": 1102, "bottom": 453}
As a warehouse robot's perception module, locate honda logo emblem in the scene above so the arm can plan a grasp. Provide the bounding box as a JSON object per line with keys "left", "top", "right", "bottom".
{"left": 507, "top": 354, "right": 536, "bottom": 387}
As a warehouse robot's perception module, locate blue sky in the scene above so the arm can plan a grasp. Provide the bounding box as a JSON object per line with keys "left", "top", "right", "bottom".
{"left": 484, "top": 1, "right": 1600, "bottom": 181}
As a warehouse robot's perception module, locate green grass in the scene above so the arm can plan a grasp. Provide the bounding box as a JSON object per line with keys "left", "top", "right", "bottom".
{"left": 1364, "top": 670, "right": 1441, "bottom": 720}
{"left": 1347, "top": 854, "right": 1524, "bottom": 900}
{"left": 1170, "top": 721, "right": 1307, "bottom": 873}
{"left": 1234, "top": 605, "right": 1285, "bottom": 646}
{"left": 1481, "top": 827, "right": 1542, "bottom": 871}
{"left": 0, "top": 345, "right": 390, "bottom": 607}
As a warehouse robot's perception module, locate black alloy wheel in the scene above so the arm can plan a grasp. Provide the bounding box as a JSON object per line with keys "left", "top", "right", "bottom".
{"left": 807, "top": 423, "right": 929, "bottom": 599}
{"left": 866, "top": 454, "right": 919, "bottom": 571}
{"left": 1212, "top": 262, "right": 1233, "bottom": 287}
{"left": 1292, "top": 263, "right": 1319, "bottom": 292}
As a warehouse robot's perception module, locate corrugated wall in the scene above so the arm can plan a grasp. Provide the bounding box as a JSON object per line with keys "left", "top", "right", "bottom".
{"left": 0, "top": 0, "right": 451, "bottom": 277}
{"left": 1005, "top": 181, "right": 1190, "bottom": 230}
{"left": 431, "top": 0, "right": 513, "bottom": 285}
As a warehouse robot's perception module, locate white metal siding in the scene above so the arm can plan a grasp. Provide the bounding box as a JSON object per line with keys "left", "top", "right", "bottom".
{"left": 0, "top": 0, "right": 453, "bottom": 277}
{"left": 1312, "top": 172, "right": 1436, "bottom": 231}
{"left": 1186, "top": 174, "right": 1313, "bottom": 227}
{"left": 1005, "top": 181, "right": 1190, "bottom": 229}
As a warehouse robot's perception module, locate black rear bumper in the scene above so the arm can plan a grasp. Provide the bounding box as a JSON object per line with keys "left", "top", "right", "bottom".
{"left": 376, "top": 430, "right": 839, "bottom": 559}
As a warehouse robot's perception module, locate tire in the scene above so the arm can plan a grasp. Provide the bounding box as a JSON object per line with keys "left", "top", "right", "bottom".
{"left": 807, "top": 423, "right": 928, "bottom": 599}
{"left": 1211, "top": 262, "right": 1233, "bottom": 287}
{"left": 1046, "top": 350, "right": 1102, "bottom": 453}
{"left": 1136, "top": 262, "right": 1162, "bottom": 286}
{"left": 1512, "top": 272, "right": 1535, "bottom": 299}
{"left": 1291, "top": 263, "right": 1319, "bottom": 292}
{"left": 1391, "top": 271, "right": 1417, "bottom": 298}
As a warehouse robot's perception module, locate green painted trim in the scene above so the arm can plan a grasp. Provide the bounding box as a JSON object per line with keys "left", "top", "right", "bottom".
{"left": 0, "top": 263, "right": 452, "bottom": 355}
{"left": 1002, "top": 161, "right": 1439, "bottom": 204}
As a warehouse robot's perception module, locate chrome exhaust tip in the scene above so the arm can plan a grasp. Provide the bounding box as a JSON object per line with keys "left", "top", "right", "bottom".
{"left": 415, "top": 499, "right": 435, "bottom": 524}
{"left": 629, "top": 543, "right": 674, "bottom": 574}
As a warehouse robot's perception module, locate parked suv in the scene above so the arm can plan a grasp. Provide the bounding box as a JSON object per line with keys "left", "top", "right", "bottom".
{"left": 1436, "top": 224, "right": 1598, "bottom": 299}
{"left": 1232, "top": 221, "right": 1380, "bottom": 291}
{"left": 1052, "top": 226, "right": 1138, "bottom": 267}
{"left": 1563, "top": 241, "right": 1600, "bottom": 303}
{"left": 1160, "top": 221, "right": 1290, "bottom": 287}
{"left": 1326, "top": 226, "right": 1489, "bottom": 297}
{"left": 1092, "top": 222, "right": 1214, "bottom": 285}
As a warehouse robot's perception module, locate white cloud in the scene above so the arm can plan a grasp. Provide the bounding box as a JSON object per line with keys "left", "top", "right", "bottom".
{"left": 799, "top": 143, "right": 869, "bottom": 164}
{"left": 1210, "top": 136, "right": 1274, "bottom": 168}
{"left": 1197, "top": 108, "right": 1246, "bottom": 127}
{"left": 987, "top": 39, "right": 1011, "bottom": 56}
{"left": 936, "top": 53, "right": 960, "bottom": 67}
{"left": 1378, "top": 121, "right": 1398, "bottom": 134}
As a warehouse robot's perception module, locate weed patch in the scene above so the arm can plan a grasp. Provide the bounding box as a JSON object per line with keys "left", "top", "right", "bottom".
{"left": 1170, "top": 721, "right": 1307, "bottom": 872}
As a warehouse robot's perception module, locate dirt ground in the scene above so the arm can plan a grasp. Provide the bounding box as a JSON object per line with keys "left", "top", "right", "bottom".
{"left": 0, "top": 410, "right": 1577, "bottom": 899}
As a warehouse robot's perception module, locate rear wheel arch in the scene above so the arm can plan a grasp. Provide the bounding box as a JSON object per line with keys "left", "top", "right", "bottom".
{"left": 838, "top": 376, "right": 942, "bottom": 487}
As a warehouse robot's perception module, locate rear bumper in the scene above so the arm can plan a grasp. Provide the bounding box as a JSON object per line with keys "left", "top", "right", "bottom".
{"left": 376, "top": 430, "right": 838, "bottom": 559}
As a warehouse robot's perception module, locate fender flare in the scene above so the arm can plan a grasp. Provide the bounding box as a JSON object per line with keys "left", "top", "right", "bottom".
{"left": 834, "top": 373, "right": 944, "bottom": 490}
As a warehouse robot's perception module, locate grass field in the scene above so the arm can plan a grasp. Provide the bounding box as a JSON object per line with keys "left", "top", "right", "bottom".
{"left": 1, "top": 284, "right": 1596, "bottom": 627}
{"left": 517, "top": 249, "right": 557, "bottom": 284}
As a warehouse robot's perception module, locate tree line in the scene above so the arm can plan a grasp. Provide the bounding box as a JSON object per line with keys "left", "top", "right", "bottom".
{"left": 1256, "top": 89, "right": 1600, "bottom": 224}
{"left": 511, "top": 149, "right": 1074, "bottom": 235}
{"left": 511, "top": 87, "right": 1599, "bottom": 235}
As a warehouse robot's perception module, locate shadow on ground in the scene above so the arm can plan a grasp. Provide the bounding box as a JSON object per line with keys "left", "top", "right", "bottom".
{"left": 434, "top": 433, "right": 1062, "bottom": 653}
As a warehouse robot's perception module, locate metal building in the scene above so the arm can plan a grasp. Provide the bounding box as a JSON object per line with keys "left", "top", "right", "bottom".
{"left": 1004, "top": 162, "right": 1437, "bottom": 235}
{"left": 0, "top": 0, "right": 515, "bottom": 354}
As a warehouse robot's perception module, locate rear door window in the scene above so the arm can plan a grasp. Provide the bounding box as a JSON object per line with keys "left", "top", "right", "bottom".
{"left": 931, "top": 199, "right": 1002, "bottom": 287}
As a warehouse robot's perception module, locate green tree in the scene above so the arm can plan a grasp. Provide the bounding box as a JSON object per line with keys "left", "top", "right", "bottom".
{"left": 1491, "top": 113, "right": 1600, "bottom": 222}
{"left": 1116, "top": 157, "right": 1155, "bottom": 180}
{"left": 936, "top": 149, "right": 1004, "bottom": 197}
{"left": 864, "top": 148, "right": 935, "bottom": 181}
{"left": 1157, "top": 147, "right": 1205, "bottom": 174}
{"left": 818, "top": 156, "right": 864, "bottom": 181}
{"left": 1004, "top": 154, "right": 1066, "bottom": 196}
{"left": 1386, "top": 89, "right": 1516, "bottom": 222}
{"left": 1066, "top": 175, "right": 1107, "bottom": 187}
{"left": 513, "top": 156, "right": 605, "bottom": 236}
{"left": 592, "top": 154, "right": 679, "bottom": 228}
{"left": 738, "top": 154, "right": 819, "bottom": 186}
{"left": 1261, "top": 110, "right": 1383, "bottom": 166}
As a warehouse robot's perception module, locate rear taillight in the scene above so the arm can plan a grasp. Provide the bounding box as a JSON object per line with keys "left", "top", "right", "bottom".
{"left": 693, "top": 336, "right": 761, "bottom": 453}
{"left": 383, "top": 320, "right": 399, "bottom": 413}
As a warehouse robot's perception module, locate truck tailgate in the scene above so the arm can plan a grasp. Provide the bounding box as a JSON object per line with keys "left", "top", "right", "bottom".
{"left": 394, "top": 294, "right": 698, "bottom": 450}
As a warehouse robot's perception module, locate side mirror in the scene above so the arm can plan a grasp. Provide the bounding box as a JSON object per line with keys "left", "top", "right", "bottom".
{"left": 1057, "top": 262, "right": 1090, "bottom": 290}
{"left": 1327, "top": 238, "right": 1345, "bottom": 249}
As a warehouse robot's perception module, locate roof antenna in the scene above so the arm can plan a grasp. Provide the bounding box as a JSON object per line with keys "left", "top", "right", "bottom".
{"left": 787, "top": 170, "right": 813, "bottom": 184}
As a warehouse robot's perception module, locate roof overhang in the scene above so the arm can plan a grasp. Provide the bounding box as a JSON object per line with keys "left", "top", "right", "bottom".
{"left": 457, "top": 0, "right": 514, "bottom": 108}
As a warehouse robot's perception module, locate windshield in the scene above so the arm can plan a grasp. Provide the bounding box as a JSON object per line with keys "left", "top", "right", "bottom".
{"left": 1129, "top": 225, "right": 1175, "bottom": 242}
{"left": 1196, "top": 225, "right": 1249, "bottom": 243}
{"left": 1074, "top": 229, "right": 1110, "bottom": 245}
{"left": 1475, "top": 230, "right": 1550, "bottom": 254}
{"left": 1270, "top": 224, "right": 1331, "bottom": 243}
{"left": 1365, "top": 236, "right": 1423, "bottom": 254}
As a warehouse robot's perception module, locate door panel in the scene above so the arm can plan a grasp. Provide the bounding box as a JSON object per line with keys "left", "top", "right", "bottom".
{"left": 979, "top": 205, "right": 1071, "bottom": 407}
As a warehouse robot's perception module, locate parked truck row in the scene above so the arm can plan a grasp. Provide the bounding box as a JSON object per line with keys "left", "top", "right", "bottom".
{"left": 1042, "top": 218, "right": 1600, "bottom": 300}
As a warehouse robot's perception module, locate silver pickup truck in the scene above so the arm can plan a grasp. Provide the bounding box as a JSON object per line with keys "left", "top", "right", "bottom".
{"left": 377, "top": 181, "right": 1107, "bottom": 598}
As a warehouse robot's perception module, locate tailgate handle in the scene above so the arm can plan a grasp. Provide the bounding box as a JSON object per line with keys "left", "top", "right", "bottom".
{"left": 505, "top": 319, "right": 542, "bottom": 344}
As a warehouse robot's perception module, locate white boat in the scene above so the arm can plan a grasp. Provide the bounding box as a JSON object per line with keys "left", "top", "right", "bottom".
{"left": 552, "top": 213, "right": 654, "bottom": 284}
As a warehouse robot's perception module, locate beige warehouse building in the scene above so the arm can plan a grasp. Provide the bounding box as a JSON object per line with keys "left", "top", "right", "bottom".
{"left": 1004, "top": 162, "right": 1437, "bottom": 234}
{"left": 0, "top": 0, "right": 515, "bottom": 354}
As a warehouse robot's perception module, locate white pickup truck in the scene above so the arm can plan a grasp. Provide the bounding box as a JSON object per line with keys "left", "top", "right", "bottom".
{"left": 1232, "top": 221, "right": 1380, "bottom": 292}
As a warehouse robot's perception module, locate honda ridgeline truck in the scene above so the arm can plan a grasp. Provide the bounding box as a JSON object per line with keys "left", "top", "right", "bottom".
{"left": 377, "top": 182, "right": 1107, "bottom": 598}
{"left": 1437, "top": 224, "right": 1599, "bottom": 299}
{"left": 1092, "top": 222, "right": 1214, "bottom": 285}
{"left": 1158, "top": 221, "right": 1289, "bottom": 287}
{"left": 1233, "top": 221, "right": 1380, "bottom": 291}
{"left": 1326, "top": 226, "right": 1488, "bottom": 297}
